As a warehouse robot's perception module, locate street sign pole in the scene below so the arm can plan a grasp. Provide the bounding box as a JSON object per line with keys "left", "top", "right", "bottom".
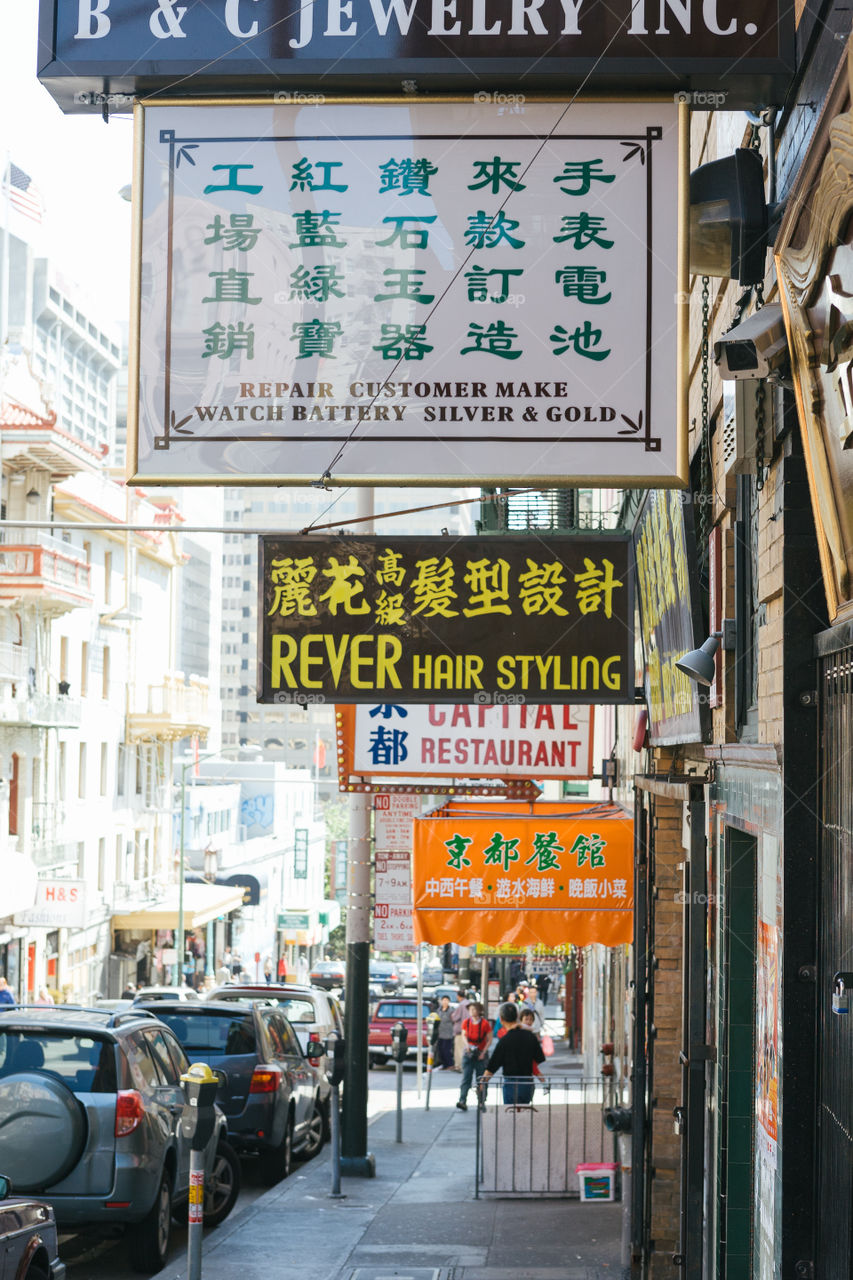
{"left": 341, "top": 487, "right": 375, "bottom": 1178}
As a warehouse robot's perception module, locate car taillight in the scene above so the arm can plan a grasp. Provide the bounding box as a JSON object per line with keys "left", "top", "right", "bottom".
{"left": 115, "top": 1090, "right": 145, "bottom": 1137}
{"left": 250, "top": 1065, "right": 282, "bottom": 1094}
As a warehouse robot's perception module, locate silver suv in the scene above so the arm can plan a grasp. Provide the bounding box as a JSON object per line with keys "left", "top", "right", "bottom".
{"left": 0, "top": 1007, "right": 240, "bottom": 1274}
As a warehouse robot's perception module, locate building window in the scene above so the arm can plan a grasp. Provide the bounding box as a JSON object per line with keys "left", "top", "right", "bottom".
{"left": 81, "top": 642, "right": 89, "bottom": 697}
{"left": 104, "top": 550, "right": 112, "bottom": 604}
{"left": 78, "top": 744, "right": 87, "bottom": 798}
{"left": 102, "top": 645, "right": 110, "bottom": 700}
{"left": 59, "top": 742, "right": 66, "bottom": 801}
{"left": 77, "top": 842, "right": 85, "bottom": 877}
{"left": 116, "top": 743, "right": 126, "bottom": 797}
{"left": 100, "top": 743, "right": 108, "bottom": 796}
{"left": 60, "top": 636, "right": 68, "bottom": 684}
{"left": 294, "top": 828, "right": 309, "bottom": 879}
{"left": 98, "top": 837, "right": 106, "bottom": 892}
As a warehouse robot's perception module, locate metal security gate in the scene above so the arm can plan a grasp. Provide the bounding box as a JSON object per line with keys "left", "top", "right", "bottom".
{"left": 816, "top": 639, "right": 853, "bottom": 1279}
{"left": 474, "top": 1076, "right": 614, "bottom": 1197}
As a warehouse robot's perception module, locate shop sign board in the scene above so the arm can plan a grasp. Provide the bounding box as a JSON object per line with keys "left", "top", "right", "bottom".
{"left": 633, "top": 489, "right": 709, "bottom": 744}
{"left": 129, "top": 99, "right": 687, "bottom": 488}
{"left": 277, "top": 910, "right": 311, "bottom": 930}
{"left": 14, "top": 879, "right": 87, "bottom": 929}
{"left": 259, "top": 534, "right": 634, "bottom": 705}
{"left": 39, "top": 1, "right": 794, "bottom": 113}
{"left": 412, "top": 800, "right": 633, "bottom": 948}
{"left": 340, "top": 702, "right": 594, "bottom": 779}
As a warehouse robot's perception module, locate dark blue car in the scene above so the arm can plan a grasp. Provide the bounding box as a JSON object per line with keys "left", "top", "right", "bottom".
{"left": 138, "top": 1001, "right": 325, "bottom": 1186}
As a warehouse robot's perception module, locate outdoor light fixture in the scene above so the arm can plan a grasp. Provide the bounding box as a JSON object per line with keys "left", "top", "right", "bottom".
{"left": 689, "top": 148, "right": 769, "bottom": 285}
{"left": 25, "top": 488, "right": 40, "bottom": 504}
{"left": 675, "top": 622, "right": 736, "bottom": 686}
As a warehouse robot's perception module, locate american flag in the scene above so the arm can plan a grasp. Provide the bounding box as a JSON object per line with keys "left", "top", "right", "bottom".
{"left": 5, "top": 164, "right": 44, "bottom": 224}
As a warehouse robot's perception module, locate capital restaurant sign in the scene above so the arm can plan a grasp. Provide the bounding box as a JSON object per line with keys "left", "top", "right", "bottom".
{"left": 259, "top": 533, "right": 633, "bottom": 704}
{"left": 337, "top": 701, "right": 594, "bottom": 777}
{"left": 40, "top": 0, "right": 794, "bottom": 112}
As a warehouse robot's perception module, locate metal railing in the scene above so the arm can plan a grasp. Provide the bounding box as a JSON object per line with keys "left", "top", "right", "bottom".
{"left": 0, "top": 534, "right": 92, "bottom": 596}
{"left": 474, "top": 1075, "right": 617, "bottom": 1198}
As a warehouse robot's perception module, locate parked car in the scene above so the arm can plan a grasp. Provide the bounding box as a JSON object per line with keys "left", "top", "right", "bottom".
{"left": 369, "top": 962, "right": 402, "bottom": 993}
{"left": 308, "top": 960, "right": 345, "bottom": 990}
{"left": 396, "top": 962, "right": 419, "bottom": 988}
{"left": 368, "top": 997, "right": 432, "bottom": 1067}
{"left": 133, "top": 986, "right": 200, "bottom": 1002}
{"left": 421, "top": 966, "right": 444, "bottom": 987}
{"left": 0, "top": 1173, "right": 65, "bottom": 1280}
{"left": 0, "top": 1006, "right": 240, "bottom": 1274}
{"left": 139, "top": 1000, "right": 326, "bottom": 1186}
{"left": 206, "top": 984, "right": 343, "bottom": 1088}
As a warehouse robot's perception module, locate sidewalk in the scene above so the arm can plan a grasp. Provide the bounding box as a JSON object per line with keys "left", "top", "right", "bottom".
{"left": 160, "top": 1017, "right": 623, "bottom": 1280}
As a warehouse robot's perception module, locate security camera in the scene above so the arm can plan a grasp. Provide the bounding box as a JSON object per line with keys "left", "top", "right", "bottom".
{"left": 713, "top": 304, "right": 788, "bottom": 381}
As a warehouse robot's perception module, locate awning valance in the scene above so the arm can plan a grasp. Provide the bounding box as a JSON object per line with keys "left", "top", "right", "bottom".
{"left": 112, "top": 882, "right": 245, "bottom": 932}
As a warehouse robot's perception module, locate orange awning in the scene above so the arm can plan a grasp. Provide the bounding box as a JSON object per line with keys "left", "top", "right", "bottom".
{"left": 412, "top": 800, "right": 633, "bottom": 949}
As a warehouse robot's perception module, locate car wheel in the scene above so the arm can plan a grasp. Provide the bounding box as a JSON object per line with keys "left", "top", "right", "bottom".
{"left": 203, "top": 1140, "right": 241, "bottom": 1228}
{"left": 369, "top": 1054, "right": 387, "bottom": 1068}
{"left": 22, "top": 1264, "right": 49, "bottom": 1280}
{"left": 296, "top": 1101, "right": 324, "bottom": 1161}
{"left": 130, "top": 1168, "right": 173, "bottom": 1274}
{"left": 259, "top": 1114, "right": 293, "bottom": 1186}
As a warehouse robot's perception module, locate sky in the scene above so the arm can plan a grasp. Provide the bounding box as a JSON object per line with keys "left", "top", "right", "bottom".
{"left": 0, "top": 0, "right": 134, "bottom": 327}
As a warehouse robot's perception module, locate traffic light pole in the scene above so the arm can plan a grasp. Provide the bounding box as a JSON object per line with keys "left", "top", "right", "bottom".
{"left": 341, "top": 487, "right": 375, "bottom": 1178}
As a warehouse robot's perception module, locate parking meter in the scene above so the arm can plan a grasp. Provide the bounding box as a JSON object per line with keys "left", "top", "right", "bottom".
{"left": 326, "top": 1033, "right": 345, "bottom": 1087}
{"left": 179, "top": 1062, "right": 219, "bottom": 1152}
{"left": 391, "top": 1021, "right": 409, "bottom": 1063}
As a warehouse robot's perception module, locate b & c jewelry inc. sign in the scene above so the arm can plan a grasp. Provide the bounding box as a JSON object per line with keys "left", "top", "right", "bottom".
{"left": 40, "top": 0, "right": 794, "bottom": 111}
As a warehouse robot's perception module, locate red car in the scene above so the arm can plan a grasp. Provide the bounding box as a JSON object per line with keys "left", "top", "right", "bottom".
{"left": 368, "top": 997, "right": 432, "bottom": 1067}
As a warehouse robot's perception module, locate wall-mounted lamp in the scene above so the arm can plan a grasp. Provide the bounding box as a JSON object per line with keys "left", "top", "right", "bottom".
{"left": 689, "top": 148, "right": 770, "bottom": 285}
{"left": 675, "top": 621, "right": 736, "bottom": 686}
{"left": 25, "top": 488, "right": 41, "bottom": 505}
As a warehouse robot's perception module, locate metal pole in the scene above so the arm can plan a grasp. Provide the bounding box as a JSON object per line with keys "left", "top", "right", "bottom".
{"left": 177, "top": 764, "right": 187, "bottom": 988}
{"left": 416, "top": 946, "right": 423, "bottom": 1099}
{"left": 341, "top": 484, "right": 376, "bottom": 1178}
{"left": 187, "top": 1148, "right": 204, "bottom": 1280}
{"left": 395, "top": 1059, "right": 404, "bottom": 1143}
{"left": 329, "top": 1084, "right": 344, "bottom": 1198}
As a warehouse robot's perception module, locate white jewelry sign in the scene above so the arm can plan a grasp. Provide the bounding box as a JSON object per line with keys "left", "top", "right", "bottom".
{"left": 130, "top": 99, "right": 686, "bottom": 487}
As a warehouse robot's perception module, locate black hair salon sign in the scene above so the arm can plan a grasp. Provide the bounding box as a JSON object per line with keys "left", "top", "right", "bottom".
{"left": 40, "top": 0, "right": 794, "bottom": 112}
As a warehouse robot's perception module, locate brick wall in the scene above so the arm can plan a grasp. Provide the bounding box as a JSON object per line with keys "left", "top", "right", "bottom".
{"left": 647, "top": 792, "right": 686, "bottom": 1279}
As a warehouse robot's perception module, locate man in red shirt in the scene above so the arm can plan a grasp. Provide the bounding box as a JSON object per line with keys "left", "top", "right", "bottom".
{"left": 456, "top": 1002, "right": 492, "bottom": 1112}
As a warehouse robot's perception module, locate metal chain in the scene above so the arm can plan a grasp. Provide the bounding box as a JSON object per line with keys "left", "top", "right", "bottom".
{"left": 755, "top": 380, "right": 767, "bottom": 491}
{"left": 749, "top": 120, "right": 767, "bottom": 488}
{"left": 700, "top": 276, "right": 711, "bottom": 544}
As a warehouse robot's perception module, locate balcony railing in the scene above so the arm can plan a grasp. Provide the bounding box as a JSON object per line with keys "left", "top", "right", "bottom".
{"left": 127, "top": 673, "right": 211, "bottom": 741}
{"left": 0, "top": 641, "right": 28, "bottom": 684}
{"left": 0, "top": 533, "right": 92, "bottom": 613}
{"left": 0, "top": 689, "right": 82, "bottom": 727}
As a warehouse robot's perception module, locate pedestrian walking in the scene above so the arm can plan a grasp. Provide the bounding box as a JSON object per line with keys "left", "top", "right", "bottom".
{"left": 34, "top": 986, "right": 54, "bottom": 1006}
{"left": 481, "top": 1001, "right": 545, "bottom": 1105}
{"left": 263, "top": 955, "right": 273, "bottom": 984}
{"left": 456, "top": 1002, "right": 492, "bottom": 1111}
{"left": 434, "top": 994, "right": 455, "bottom": 1069}
{"left": 451, "top": 988, "right": 470, "bottom": 1070}
{"left": 0, "top": 977, "right": 15, "bottom": 1007}
{"left": 521, "top": 984, "right": 546, "bottom": 1033}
